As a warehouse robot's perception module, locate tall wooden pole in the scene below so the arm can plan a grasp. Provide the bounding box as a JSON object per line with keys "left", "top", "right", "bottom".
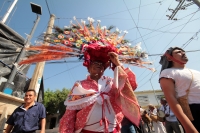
{"left": 28, "top": 14, "right": 55, "bottom": 97}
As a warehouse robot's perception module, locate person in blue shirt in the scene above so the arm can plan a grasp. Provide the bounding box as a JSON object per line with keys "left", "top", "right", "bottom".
{"left": 5, "top": 89, "right": 46, "bottom": 133}
{"left": 160, "top": 98, "right": 181, "bottom": 133}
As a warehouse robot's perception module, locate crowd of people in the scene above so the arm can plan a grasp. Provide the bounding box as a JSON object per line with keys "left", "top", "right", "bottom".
{"left": 4, "top": 46, "right": 200, "bottom": 133}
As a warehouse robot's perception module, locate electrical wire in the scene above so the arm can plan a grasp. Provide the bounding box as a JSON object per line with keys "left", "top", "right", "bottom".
{"left": 0, "top": 0, "right": 7, "bottom": 13}
{"left": 182, "top": 29, "right": 200, "bottom": 49}
{"left": 130, "top": 10, "right": 200, "bottom": 42}
{"left": 7, "top": 6, "right": 17, "bottom": 25}
{"left": 136, "top": 9, "right": 199, "bottom": 88}
{"left": 44, "top": 63, "right": 82, "bottom": 80}
{"left": 56, "top": 1, "right": 163, "bottom": 20}
{"left": 137, "top": 27, "right": 196, "bottom": 34}
{"left": 123, "top": 0, "right": 154, "bottom": 68}
{"left": 45, "top": 0, "right": 51, "bottom": 15}
{"left": 155, "top": 8, "right": 199, "bottom": 59}
{"left": 135, "top": 9, "right": 164, "bottom": 80}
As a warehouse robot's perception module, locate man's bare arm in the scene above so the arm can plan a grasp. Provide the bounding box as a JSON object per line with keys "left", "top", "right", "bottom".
{"left": 5, "top": 125, "right": 13, "bottom": 133}
{"left": 40, "top": 118, "right": 46, "bottom": 133}
{"left": 160, "top": 78, "right": 198, "bottom": 133}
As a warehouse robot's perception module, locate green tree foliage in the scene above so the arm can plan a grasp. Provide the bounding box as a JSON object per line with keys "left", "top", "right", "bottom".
{"left": 44, "top": 88, "right": 70, "bottom": 118}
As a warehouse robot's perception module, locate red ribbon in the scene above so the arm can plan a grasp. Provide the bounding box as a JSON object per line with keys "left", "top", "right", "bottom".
{"left": 99, "top": 92, "right": 110, "bottom": 133}
{"left": 164, "top": 52, "right": 185, "bottom": 65}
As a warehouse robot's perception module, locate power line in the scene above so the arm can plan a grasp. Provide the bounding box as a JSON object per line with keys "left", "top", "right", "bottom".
{"left": 148, "top": 49, "right": 200, "bottom": 56}
{"left": 132, "top": 16, "right": 200, "bottom": 43}
{"left": 7, "top": 6, "right": 17, "bottom": 25}
{"left": 182, "top": 28, "right": 200, "bottom": 48}
{"left": 41, "top": 49, "right": 200, "bottom": 65}
{"left": 137, "top": 27, "right": 196, "bottom": 34}
{"left": 56, "top": 1, "right": 163, "bottom": 20}
{"left": 0, "top": 0, "right": 7, "bottom": 13}
{"left": 137, "top": 0, "right": 173, "bottom": 80}
{"left": 45, "top": 0, "right": 51, "bottom": 15}
{"left": 156, "top": 8, "right": 199, "bottom": 58}
{"left": 137, "top": 11, "right": 199, "bottom": 88}
{"left": 130, "top": 10, "right": 200, "bottom": 42}
{"left": 44, "top": 64, "right": 81, "bottom": 80}
{"left": 123, "top": 0, "right": 154, "bottom": 68}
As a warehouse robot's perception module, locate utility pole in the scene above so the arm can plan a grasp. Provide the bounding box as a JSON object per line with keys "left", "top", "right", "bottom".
{"left": 166, "top": 0, "right": 200, "bottom": 20}
{"left": 2, "top": 3, "right": 42, "bottom": 95}
{"left": 28, "top": 14, "right": 55, "bottom": 97}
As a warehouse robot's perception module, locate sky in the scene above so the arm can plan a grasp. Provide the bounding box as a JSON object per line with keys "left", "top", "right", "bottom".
{"left": 0, "top": 0, "right": 200, "bottom": 92}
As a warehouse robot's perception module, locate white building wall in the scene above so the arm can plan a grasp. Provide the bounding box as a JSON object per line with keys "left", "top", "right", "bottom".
{"left": 135, "top": 90, "right": 164, "bottom": 108}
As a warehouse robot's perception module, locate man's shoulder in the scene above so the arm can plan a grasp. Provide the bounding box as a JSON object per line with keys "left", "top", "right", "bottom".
{"left": 13, "top": 106, "right": 23, "bottom": 112}
{"left": 161, "top": 68, "right": 174, "bottom": 73}
{"left": 160, "top": 68, "right": 181, "bottom": 75}
{"left": 35, "top": 102, "right": 45, "bottom": 108}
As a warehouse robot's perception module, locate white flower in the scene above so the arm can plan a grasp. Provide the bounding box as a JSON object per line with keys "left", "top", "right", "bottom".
{"left": 70, "top": 20, "right": 72, "bottom": 24}
{"left": 97, "top": 20, "right": 101, "bottom": 23}
{"left": 127, "top": 43, "right": 131, "bottom": 46}
{"left": 101, "top": 26, "right": 107, "bottom": 30}
{"left": 81, "top": 19, "right": 85, "bottom": 24}
{"left": 90, "top": 18, "right": 95, "bottom": 23}
{"left": 64, "top": 26, "right": 69, "bottom": 29}
{"left": 88, "top": 17, "right": 91, "bottom": 21}
{"left": 135, "top": 42, "right": 142, "bottom": 50}
{"left": 144, "top": 53, "right": 148, "bottom": 58}
{"left": 123, "top": 30, "right": 128, "bottom": 34}
{"left": 73, "top": 16, "right": 76, "bottom": 20}
{"left": 116, "top": 28, "right": 119, "bottom": 32}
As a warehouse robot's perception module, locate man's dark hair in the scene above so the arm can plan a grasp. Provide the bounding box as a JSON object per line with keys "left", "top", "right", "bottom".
{"left": 160, "top": 47, "right": 185, "bottom": 73}
{"left": 168, "top": 47, "right": 185, "bottom": 68}
{"left": 161, "top": 97, "right": 167, "bottom": 102}
{"left": 25, "top": 89, "right": 36, "bottom": 96}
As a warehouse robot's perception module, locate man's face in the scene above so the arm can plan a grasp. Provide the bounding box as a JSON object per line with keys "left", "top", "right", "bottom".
{"left": 88, "top": 61, "right": 105, "bottom": 78}
{"left": 24, "top": 91, "right": 36, "bottom": 104}
{"left": 160, "top": 100, "right": 166, "bottom": 105}
{"left": 149, "top": 106, "right": 154, "bottom": 111}
{"left": 171, "top": 49, "right": 188, "bottom": 64}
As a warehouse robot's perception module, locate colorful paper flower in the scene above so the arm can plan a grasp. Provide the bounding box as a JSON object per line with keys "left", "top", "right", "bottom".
{"left": 58, "top": 34, "right": 64, "bottom": 39}
{"left": 75, "top": 43, "right": 81, "bottom": 48}
{"left": 62, "top": 40, "right": 71, "bottom": 46}
{"left": 54, "top": 39, "right": 61, "bottom": 43}
{"left": 64, "top": 31, "right": 70, "bottom": 35}
{"left": 76, "top": 40, "right": 83, "bottom": 45}
{"left": 68, "top": 38, "right": 74, "bottom": 42}
{"left": 84, "top": 37, "right": 90, "bottom": 42}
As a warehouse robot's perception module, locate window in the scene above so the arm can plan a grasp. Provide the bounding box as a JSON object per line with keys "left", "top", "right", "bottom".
{"left": 137, "top": 96, "right": 150, "bottom": 106}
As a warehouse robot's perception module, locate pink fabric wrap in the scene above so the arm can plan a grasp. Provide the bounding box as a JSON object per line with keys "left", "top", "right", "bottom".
{"left": 59, "top": 67, "right": 140, "bottom": 133}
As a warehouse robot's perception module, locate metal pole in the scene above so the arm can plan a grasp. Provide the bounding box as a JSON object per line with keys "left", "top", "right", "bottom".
{"left": 28, "top": 14, "right": 55, "bottom": 98}
{"left": 1, "top": 0, "right": 18, "bottom": 24}
{"left": 4, "top": 15, "right": 40, "bottom": 92}
{"left": 193, "top": 0, "right": 200, "bottom": 7}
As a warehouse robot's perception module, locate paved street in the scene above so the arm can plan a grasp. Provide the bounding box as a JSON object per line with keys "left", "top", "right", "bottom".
{"left": 37, "top": 125, "right": 184, "bottom": 133}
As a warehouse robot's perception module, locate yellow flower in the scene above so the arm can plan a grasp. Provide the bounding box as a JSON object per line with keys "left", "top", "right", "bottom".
{"left": 76, "top": 40, "right": 83, "bottom": 44}
{"left": 68, "top": 38, "right": 74, "bottom": 42}
{"left": 54, "top": 39, "right": 60, "bottom": 43}
{"left": 84, "top": 37, "right": 90, "bottom": 41}
{"left": 76, "top": 43, "right": 81, "bottom": 48}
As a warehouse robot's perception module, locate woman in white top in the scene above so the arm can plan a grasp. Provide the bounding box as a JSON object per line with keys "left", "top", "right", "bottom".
{"left": 159, "top": 47, "right": 200, "bottom": 133}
